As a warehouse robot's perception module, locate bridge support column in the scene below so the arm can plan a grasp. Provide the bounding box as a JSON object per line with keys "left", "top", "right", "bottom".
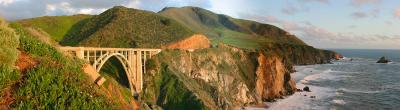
{"left": 136, "top": 50, "right": 142, "bottom": 93}
{"left": 76, "top": 47, "right": 84, "bottom": 59}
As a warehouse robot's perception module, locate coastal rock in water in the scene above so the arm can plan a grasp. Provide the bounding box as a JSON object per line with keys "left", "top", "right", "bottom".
{"left": 377, "top": 56, "right": 390, "bottom": 63}
{"left": 296, "top": 89, "right": 303, "bottom": 92}
{"left": 334, "top": 53, "right": 344, "bottom": 60}
{"left": 303, "top": 86, "right": 311, "bottom": 92}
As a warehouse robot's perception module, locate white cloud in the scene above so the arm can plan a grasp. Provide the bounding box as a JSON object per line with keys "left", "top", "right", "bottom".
{"left": 78, "top": 8, "right": 94, "bottom": 14}
{"left": 0, "top": 0, "right": 15, "bottom": 6}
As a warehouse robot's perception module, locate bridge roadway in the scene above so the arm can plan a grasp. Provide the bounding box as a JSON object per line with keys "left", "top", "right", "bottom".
{"left": 59, "top": 47, "right": 161, "bottom": 94}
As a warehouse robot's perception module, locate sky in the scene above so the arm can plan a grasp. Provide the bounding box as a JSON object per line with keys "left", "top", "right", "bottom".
{"left": 0, "top": 0, "right": 399, "bottom": 49}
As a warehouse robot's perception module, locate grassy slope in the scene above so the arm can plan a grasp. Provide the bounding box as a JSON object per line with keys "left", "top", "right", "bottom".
{"left": 1, "top": 19, "right": 138, "bottom": 109}
{"left": 159, "top": 6, "right": 306, "bottom": 49}
{"left": 0, "top": 17, "right": 20, "bottom": 92}
{"left": 17, "top": 14, "right": 92, "bottom": 44}
{"left": 3, "top": 23, "right": 118, "bottom": 109}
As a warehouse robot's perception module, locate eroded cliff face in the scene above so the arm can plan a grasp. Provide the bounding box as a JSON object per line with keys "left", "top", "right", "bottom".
{"left": 142, "top": 45, "right": 297, "bottom": 109}
{"left": 255, "top": 52, "right": 296, "bottom": 101}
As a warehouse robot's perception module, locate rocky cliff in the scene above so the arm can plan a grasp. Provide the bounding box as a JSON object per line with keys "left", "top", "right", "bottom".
{"left": 141, "top": 45, "right": 301, "bottom": 109}
{"left": 164, "top": 34, "right": 211, "bottom": 49}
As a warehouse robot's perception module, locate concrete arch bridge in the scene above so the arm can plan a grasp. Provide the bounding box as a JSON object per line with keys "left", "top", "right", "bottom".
{"left": 59, "top": 47, "right": 161, "bottom": 94}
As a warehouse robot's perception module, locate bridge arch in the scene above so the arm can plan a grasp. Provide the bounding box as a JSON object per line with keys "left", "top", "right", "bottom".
{"left": 93, "top": 53, "right": 137, "bottom": 91}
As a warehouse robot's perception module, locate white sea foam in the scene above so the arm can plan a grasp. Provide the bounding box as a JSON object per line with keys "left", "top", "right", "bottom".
{"left": 335, "top": 91, "right": 343, "bottom": 96}
{"left": 262, "top": 66, "right": 337, "bottom": 110}
{"left": 332, "top": 99, "right": 346, "bottom": 105}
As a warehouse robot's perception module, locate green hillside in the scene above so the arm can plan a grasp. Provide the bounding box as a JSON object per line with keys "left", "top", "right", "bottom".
{"left": 18, "top": 14, "right": 92, "bottom": 43}
{"left": 16, "top": 6, "right": 307, "bottom": 49}
{"left": 159, "top": 6, "right": 306, "bottom": 48}
{"left": 67, "top": 6, "right": 194, "bottom": 48}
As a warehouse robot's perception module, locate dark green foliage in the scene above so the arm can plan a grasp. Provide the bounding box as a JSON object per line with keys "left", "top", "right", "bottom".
{"left": 145, "top": 59, "right": 157, "bottom": 70}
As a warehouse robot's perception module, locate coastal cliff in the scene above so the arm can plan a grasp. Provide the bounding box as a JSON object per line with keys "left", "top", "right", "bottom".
{"left": 140, "top": 44, "right": 330, "bottom": 109}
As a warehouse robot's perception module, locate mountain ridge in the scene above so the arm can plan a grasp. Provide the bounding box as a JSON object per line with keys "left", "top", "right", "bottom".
{"left": 159, "top": 6, "right": 307, "bottom": 48}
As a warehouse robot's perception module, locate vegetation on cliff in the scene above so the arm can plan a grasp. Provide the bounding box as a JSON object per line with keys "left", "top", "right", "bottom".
{"left": 0, "top": 18, "right": 135, "bottom": 109}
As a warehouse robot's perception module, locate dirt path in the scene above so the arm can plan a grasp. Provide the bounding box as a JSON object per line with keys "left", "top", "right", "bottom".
{"left": 0, "top": 51, "right": 38, "bottom": 109}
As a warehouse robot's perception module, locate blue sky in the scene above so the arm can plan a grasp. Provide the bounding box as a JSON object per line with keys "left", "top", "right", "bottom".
{"left": 0, "top": 0, "right": 399, "bottom": 49}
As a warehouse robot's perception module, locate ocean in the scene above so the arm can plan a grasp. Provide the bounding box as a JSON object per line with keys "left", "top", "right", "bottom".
{"left": 264, "top": 49, "right": 400, "bottom": 110}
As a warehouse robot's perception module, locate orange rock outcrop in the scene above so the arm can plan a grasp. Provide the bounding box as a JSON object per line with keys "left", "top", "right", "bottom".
{"left": 165, "top": 34, "right": 210, "bottom": 49}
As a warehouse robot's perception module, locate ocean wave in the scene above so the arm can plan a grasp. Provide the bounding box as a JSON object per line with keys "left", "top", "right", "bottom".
{"left": 303, "top": 69, "right": 332, "bottom": 79}
{"left": 337, "top": 88, "right": 383, "bottom": 94}
{"left": 335, "top": 91, "right": 344, "bottom": 96}
{"left": 332, "top": 99, "right": 346, "bottom": 105}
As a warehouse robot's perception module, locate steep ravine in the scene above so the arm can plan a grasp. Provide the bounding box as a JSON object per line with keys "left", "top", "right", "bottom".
{"left": 140, "top": 44, "right": 336, "bottom": 109}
